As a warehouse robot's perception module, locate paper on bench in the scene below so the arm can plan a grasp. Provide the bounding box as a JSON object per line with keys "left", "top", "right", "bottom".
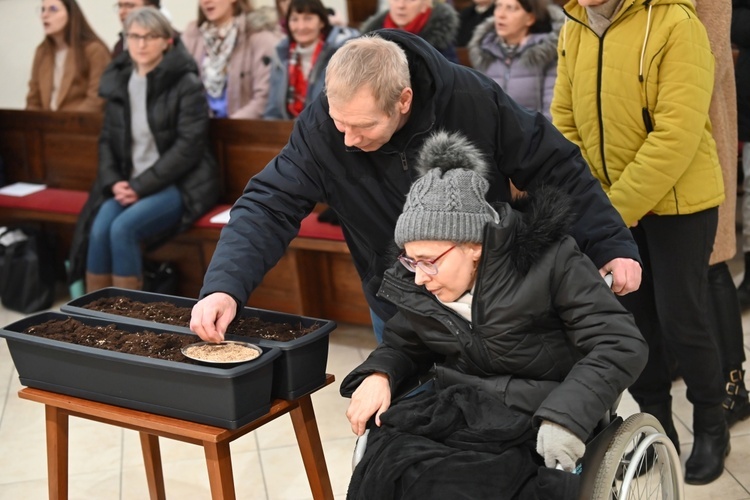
{"left": 0, "top": 182, "right": 47, "bottom": 197}
{"left": 209, "top": 207, "right": 232, "bottom": 224}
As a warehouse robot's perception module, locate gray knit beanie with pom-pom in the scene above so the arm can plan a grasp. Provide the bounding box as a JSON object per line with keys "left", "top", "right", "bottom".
{"left": 394, "top": 131, "right": 499, "bottom": 248}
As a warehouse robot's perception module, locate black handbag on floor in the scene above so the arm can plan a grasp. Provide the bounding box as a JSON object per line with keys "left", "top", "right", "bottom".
{"left": 0, "top": 227, "right": 56, "bottom": 313}
{"left": 142, "top": 260, "right": 178, "bottom": 296}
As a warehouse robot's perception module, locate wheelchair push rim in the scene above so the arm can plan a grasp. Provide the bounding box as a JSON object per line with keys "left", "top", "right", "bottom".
{"left": 591, "top": 413, "right": 684, "bottom": 500}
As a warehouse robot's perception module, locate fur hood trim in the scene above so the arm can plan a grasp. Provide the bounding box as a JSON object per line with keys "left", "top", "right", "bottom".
{"left": 468, "top": 4, "right": 564, "bottom": 71}
{"left": 246, "top": 6, "right": 279, "bottom": 33}
{"left": 361, "top": 2, "right": 459, "bottom": 50}
{"left": 502, "top": 186, "right": 576, "bottom": 275}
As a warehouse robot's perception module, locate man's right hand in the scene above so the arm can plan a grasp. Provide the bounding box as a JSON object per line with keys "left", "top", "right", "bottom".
{"left": 190, "top": 292, "right": 238, "bottom": 343}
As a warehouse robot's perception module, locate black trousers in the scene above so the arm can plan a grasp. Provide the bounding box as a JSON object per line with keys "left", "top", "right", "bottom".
{"left": 619, "top": 208, "right": 724, "bottom": 408}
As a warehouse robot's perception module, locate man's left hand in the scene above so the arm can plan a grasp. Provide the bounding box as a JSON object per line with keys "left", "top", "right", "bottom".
{"left": 600, "top": 258, "right": 641, "bottom": 295}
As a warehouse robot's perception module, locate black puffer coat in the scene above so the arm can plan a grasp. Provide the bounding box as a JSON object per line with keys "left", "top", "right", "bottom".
{"left": 340, "top": 190, "right": 647, "bottom": 441}
{"left": 199, "top": 30, "right": 639, "bottom": 323}
{"left": 68, "top": 40, "right": 220, "bottom": 283}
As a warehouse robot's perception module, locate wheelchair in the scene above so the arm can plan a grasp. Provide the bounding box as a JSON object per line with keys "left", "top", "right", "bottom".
{"left": 352, "top": 393, "right": 684, "bottom": 500}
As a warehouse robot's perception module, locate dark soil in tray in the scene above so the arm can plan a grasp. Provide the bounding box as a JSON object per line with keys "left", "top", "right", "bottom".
{"left": 82, "top": 297, "right": 319, "bottom": 342}
{"left": 23, "top": 318, "right": 199, "bottom": 363}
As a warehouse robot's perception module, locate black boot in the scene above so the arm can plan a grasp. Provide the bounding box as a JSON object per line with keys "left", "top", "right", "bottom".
{"left": 685, "top": 404, "right": 730, "bottom": 485}
{"left": 724, "top": 369, "right": 750, "bottom": 428}
{"left": 737, "top": 253, "right": 750, "bottom": 310}
{"left": 640, "top": 400, "right": 680, "bottom": 455}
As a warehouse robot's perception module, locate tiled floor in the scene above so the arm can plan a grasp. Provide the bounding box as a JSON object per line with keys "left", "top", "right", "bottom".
{"left": 0, "top": 285, "right": 749, "bottom": 500}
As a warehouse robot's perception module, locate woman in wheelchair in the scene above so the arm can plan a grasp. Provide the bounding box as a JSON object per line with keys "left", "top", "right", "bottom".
{"left": 340, "top": 131, "right": 648, "bottom": 499}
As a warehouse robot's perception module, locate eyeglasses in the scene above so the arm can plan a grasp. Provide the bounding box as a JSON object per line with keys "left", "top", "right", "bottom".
{"left": 113, "top": 2, "right": 140, "bottom": 11}
{"left": 125, "top": 33, "right": 165, "bottom": 43}
{"left": 38, "top": 5, "right": 62, "bottom": 15}
{"left": 398, "top": 245, "right": 456, "bottom": 275}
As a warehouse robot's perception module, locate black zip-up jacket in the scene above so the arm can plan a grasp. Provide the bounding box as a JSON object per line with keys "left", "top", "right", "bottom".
{"left": 199, "top": 29, "right": 639, "bottom": 322}
{"left": 341, "top": 190, "right": 647, "bottom": 441}
{"left": 68, "top": 40, "right": 220, "bottom": 283}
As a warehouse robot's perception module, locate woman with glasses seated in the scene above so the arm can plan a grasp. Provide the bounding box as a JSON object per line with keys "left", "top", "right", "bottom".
{"left": 340, "top": 131, "right": 647, "bottom": 499}
{"left": 26, "top": 0, "right": 110, "bottom": 112}
{"left": 68, "top": 7, "right": 219, "bottom": 293}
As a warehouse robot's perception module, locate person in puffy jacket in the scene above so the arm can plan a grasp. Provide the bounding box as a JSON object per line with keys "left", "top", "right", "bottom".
{"left": 263, "top": 0, "right": 358, "bottom": 120}
{"left": 468, "top": 0, "right": 563, "bottom": 120}
{"left": 341, "top": 131, "right": 646, "bottom": 499}
{"left": 552, "top": 0, "right": 728, "bottom": 485}
{"left": 360, "top": 0, "right": 460, "bottom": 63}
{"left": 69, "top": 7, "right": 219, "bottom": 293}
{"left": 189, "top": 33, "right": 641, "bottom": 350}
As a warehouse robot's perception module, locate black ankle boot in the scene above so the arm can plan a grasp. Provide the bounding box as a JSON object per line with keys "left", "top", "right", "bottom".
{"left": 640, "top": 400, "right": 680, "bottom": 455}
{"left": 738, "top": 253, "right": 750, "bottom": 310}
{"left": 685, "top": 404, "right": 730, "bottom": 485}
{"left": 724, "top": 369, "right": 750, "bottom": 428}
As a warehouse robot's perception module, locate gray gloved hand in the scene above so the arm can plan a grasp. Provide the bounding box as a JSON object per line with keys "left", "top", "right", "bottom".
{"left": 536, "top": 420, "right": 585, "bottom": 472}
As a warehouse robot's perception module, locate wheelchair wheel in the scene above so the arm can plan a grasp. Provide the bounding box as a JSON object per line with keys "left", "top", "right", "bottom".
{"left": 591, "top": 413, "right": 683, "bottom": 500}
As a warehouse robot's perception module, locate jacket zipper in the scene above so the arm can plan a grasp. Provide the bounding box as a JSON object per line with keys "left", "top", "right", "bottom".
{"left": 596, "top": 36, "right": 611, "bottom": 185}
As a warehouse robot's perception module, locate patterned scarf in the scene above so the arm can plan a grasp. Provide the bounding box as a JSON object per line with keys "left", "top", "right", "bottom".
{"left": 286, "top": 37, "right": 325, "bottom": 118}
{"left": 199, "top": 17, "right": 240, "bottom": 98}
{"left": 383, "top": 8, "right": 432, "bottom": 35}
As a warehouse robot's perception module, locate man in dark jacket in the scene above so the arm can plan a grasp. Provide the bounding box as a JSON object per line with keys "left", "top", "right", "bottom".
{"left": 190, "top": 30, "right": 641, "bottom": 343}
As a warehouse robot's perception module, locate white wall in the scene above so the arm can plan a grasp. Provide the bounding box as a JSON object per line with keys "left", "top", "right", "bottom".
{"left": 0, "top": 0, "right": 347, "bottom": 109}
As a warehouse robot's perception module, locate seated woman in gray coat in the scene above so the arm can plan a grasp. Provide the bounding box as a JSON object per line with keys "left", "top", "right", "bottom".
{"left": 341, "top": 131, "right": 647, "bottom": 499}
{"left": 468, "top": 0, "right": 563, "bottom": 120}
{"left": 263, "top": 0, "right": 358, "bottom": 120}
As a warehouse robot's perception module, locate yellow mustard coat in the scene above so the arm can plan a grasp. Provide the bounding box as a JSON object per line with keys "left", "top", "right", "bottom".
{"left": 552, "top": 0, "right": 724, "bottom": 227}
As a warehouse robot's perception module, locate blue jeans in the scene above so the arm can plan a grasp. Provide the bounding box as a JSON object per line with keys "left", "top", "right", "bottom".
{"left": 86, "top": 185, "right": 183, "bottom": 277}
{"left": 370, "top": 309, "right": 386, "bottom": 344}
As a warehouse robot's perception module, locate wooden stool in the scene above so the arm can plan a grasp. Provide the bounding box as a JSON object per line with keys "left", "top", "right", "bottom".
{"left": 18, "top": 374, "right": 335, "bottom": 500}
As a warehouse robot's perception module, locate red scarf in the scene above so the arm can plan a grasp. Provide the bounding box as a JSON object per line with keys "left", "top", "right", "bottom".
{"left": 287, "top": 37, "right": 325, "bottom": 118}
{"left": 383, "top": 8, "right": 432, "bottom": 35}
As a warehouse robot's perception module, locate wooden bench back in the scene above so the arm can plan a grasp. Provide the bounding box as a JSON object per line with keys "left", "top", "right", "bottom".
{"left": 0, "top": 110, "right": 295, "bottom": 205}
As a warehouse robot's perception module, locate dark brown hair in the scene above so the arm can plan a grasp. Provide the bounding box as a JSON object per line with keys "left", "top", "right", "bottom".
{"left": 517, "top": 0, "right": 552, "bottom": 34}
{"left": 197, "top": 0, "right": 252, "bottom": 26}
{"left": 40, "top": 0, "right": 108, "bottom": 77}
{"left": 286, "top": 0, "right": 332, "bottom": 43}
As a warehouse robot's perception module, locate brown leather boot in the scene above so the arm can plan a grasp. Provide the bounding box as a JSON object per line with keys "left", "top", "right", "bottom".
{"left": 112, "top": 275, "right": 142, "bottom": 290}
{"left": 85, "top": 272, "right": 112, "bottom": 293}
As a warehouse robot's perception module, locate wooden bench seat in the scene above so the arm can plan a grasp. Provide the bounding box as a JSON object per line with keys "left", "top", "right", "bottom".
{"left": 0, "top": 110, "right": 370, "bottom": 326}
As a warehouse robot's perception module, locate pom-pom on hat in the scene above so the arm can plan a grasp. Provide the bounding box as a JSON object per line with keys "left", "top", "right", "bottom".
{"left": 394, "top": 131, "right": 499, "bottom": 248}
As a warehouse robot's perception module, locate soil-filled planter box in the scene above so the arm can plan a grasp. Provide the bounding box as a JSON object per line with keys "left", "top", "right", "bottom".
{"left": 63, "top": 288, "right": 336, "bottom": 400}
{"left": 0, "top": 312, "right": 282, "bottom": 429}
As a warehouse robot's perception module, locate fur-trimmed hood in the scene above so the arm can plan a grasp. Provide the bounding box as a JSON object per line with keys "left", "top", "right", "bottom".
{"left": 499, "top": 186, "right": 576, "bottom": 275}
{"left": 468, "top": 4, "right": 564, "bottom": 71}
{"left": 360, "top": 2, "right": 459, "bottom": 50}
{"left": 246, "top": 6, "right": 279, "bottom": 34}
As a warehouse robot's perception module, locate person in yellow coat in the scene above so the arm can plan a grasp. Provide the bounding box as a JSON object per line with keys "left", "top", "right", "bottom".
{"left": 552, "top": 0, "right": 728, "bottom": 485}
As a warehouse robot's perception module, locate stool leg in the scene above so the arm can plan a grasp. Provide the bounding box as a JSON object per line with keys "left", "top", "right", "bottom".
{"left": 45, "top": 406, "right": 69, "bottom": 500}
{"left": 289, "top": 396, "right": 333, "bottom": 500}
{"left": 204, "top": 441, "right": 236, "bottom": 500}
{"left": 139, "top": 433, "right": 166, "bottom": 500}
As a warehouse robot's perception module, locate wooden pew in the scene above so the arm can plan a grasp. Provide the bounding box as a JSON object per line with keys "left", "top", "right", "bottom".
{"left": 0, "top": 110, "right": 371, "bottom": 326}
